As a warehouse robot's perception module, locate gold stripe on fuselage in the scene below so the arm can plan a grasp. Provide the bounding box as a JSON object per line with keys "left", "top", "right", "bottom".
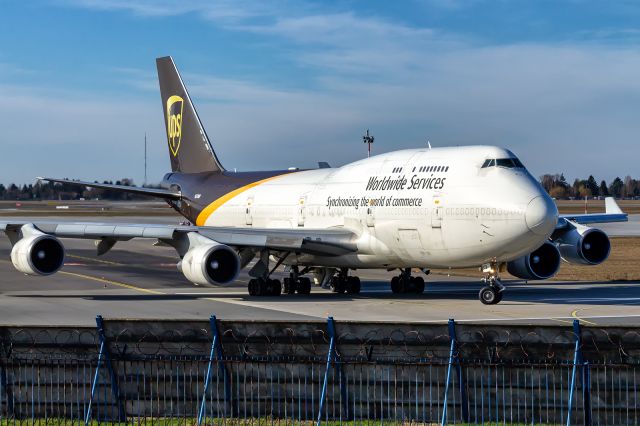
{"left": 195, "top": 174, "right": 287, "bottom": 226}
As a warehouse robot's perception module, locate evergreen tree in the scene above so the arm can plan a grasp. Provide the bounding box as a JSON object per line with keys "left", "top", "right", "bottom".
{"left": 586, "top": 175, "right": 599, "bottom": 197}
{"left": 599, "top": 180, "right": 609, "bottom": 196}
{"left": 610, "top": 177, "right": 624, "bottom": 198}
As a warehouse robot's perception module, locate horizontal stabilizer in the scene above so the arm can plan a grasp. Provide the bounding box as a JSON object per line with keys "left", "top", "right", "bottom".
{"left": 37, "top": 177, "right": 182, "bottom": 200}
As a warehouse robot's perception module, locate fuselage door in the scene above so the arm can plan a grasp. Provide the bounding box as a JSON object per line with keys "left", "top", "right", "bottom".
{"left": 245, "top": 196, "right": 254, "bottom": 226}
{"left": 431, "top": 196, "right": 443, "bottom": 228}
{"left": 366, "top": 205, "right": 375, "bottom": 227}
{"left": 297, "top": 195, "right": 307, "bottom": 227}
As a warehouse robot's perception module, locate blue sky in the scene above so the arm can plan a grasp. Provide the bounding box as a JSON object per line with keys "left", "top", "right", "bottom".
{"left": 1, "top": 0, "right": 639, "bottom": 185}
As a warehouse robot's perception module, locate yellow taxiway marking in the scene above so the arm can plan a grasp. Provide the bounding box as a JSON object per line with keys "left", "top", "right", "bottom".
{"left": 66, "top": 254, "right": 123, "bottom": 266}
{"left": 571, "top": 309, "right": 597, "bottom": 326}
{"left": 59, "top": 270, "right": 165, "bottom": 295}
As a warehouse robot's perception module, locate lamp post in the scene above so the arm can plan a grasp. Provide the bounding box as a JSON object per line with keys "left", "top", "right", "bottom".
{"left": 363, "top": 129, "right": 374, "bottom": 158}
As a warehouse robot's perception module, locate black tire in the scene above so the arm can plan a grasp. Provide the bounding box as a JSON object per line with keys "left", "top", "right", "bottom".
{"left": 248, "top": 279, "right": 258, "bottom": 296}
{"left": 269, "top": 279, "right": 282, "bottom": 296}
{"left": 391, "top": 276, "right": 401, "bottom": 294}
{"left": 298, "top": 277, "right": 312, "bottom": 294}
{"left": 479, "top": 286, "right": 498, "bottom": 305}
{"left": 284, "top": 277, "right": 297, "bottom": 295}
{"left": 494, "top": 290, "right": 503, "bottom": 304}
{"left": 413, "top": 276, "right": 425, "bottom": 294}
{"left": 330, "top": 276, "right": 339, "bottom": 293}
{"left": 346, "top": 276, "right": 361, "bottom": 294}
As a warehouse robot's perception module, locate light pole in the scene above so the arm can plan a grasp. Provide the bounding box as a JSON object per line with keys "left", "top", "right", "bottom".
{"left": 363, "top": 129, "right": 374, "bottom": 158}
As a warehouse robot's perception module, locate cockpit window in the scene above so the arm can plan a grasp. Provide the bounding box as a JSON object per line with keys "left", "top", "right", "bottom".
{"left": 496, "top": 158, "right": 515, "bottom": 168}
{"left": 482, "top": 157, "right": 524, "bottom": 169}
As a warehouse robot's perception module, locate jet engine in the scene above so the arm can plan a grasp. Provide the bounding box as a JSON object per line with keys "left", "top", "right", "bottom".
{"left": 507, "top": 241, "right": 561, "bottom": 280}
{"left": 178, "top": 241, "right": 240, "bottom": 286}
{"left": 555, "top": 224, "right": 610, "bottom": 265}
{"left": 10, "top": 224, "right": 65, "bottom": 276}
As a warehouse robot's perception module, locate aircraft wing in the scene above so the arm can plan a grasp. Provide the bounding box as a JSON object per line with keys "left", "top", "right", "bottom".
{"left": 0, "top": 221, "right": 358, "bottom": 257}
{"left": 556, "top": 197, "right": 628, "bottom": 229}
{"left": 37, "top": 177, "right": 182, "bottom": 200}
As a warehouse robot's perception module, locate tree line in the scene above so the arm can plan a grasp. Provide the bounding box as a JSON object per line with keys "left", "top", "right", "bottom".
{"left": 0, "top": 175, "right": 638, "bottom": 201}
{"left": 540, "top": 174, "right": 640, "bottom": 199}
{"left": 0, "top": 179, "right": 162, "bottom": 201}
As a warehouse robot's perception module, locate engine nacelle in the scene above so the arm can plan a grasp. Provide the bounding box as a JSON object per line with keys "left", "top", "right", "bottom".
{"left": 555, "top": 225, "right": 610, "bottom": 265}
{"left": 10, "top": 225, "right": 65, "bottom": 276}
{"left": 507, "top": 241, "right": 561, "bottom": 280}
{"left": 178, "top": 242, "right": 240, "bottom": 286}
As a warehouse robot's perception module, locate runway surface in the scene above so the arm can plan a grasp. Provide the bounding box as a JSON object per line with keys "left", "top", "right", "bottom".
{"left": 1, "top": 235, "right": 639, "bottom": 327}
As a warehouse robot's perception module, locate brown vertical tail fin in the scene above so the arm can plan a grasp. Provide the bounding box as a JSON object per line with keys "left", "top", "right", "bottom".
{"left": 156, "top": 56, "right": 225, "bottom": 173}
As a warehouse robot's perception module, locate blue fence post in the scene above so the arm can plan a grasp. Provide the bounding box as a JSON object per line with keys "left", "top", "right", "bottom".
{"left": 566, "top": 319, "right": 583, "bottom": 426}
{"left": 441, "top": 319, "right": 469, "bottom": 425}
{"left": 197, "top": 315, "right": 234, "bottom": 425}
{"left": 317, "top": 317, "right": 344, "bottom": 426}
{"left": 84, "top": 315, "right": 124, "bottom": 425}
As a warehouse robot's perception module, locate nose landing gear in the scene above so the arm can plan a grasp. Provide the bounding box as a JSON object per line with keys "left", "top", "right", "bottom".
{"left": 479, "top": 262, "right": 505, "bottom": 305}
{"left": 390, "top": 268, "right": 426, "bottom": 294}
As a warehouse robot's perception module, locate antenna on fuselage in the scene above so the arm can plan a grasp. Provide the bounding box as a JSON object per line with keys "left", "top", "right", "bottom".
{"left": 427, "top": 140, "right": 432, "bottom": 149}
{"left": 363, "top": 129, "right": 375, "bottom": 158}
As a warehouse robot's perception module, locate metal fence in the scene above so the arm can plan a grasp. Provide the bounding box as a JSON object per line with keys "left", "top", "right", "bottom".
{"left": 0, "top": 316, "right": 639, "bottom": 425}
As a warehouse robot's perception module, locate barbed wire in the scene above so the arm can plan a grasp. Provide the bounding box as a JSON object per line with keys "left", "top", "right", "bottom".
{"left": 2, "top": 322, "right": 640, "bottom": 364}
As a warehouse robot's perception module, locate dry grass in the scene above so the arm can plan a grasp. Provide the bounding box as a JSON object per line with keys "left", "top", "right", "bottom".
{"left": 556, "top": 199, "right": 640, "bottom": 214}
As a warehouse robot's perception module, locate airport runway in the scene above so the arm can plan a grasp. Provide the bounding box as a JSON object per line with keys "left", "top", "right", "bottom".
{"left": 1, "top": 235, "right": 639, "bottom": 327}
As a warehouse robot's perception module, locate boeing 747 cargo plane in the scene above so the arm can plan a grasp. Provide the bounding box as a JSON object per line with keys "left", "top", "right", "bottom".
{"left": 0, "top": 57, "right": 628, "bottom": 304}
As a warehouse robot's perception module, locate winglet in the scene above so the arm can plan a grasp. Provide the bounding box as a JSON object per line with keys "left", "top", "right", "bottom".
{"left": 605, "top": 197, "right": 624, "bottom": 215}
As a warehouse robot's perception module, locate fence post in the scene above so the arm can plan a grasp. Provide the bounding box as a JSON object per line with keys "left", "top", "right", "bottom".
{"left": 197, "top": 315, "right": 234, "bottom": 425}
{"left": 84, "top": 315, "right": 124, "bottom": 425}
{"left": 566, "top": 319, "right": 583, "bottom": 426}
{"left": 316, "top": 316, "right": 346, "bottom": 425}
{"left": 441, "top": 319, "right": 468, "bottom": 425}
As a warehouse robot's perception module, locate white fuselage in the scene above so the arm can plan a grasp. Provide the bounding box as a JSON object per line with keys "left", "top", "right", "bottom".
{"left": 203, "top": 146, "right": 558, "bottom": 269}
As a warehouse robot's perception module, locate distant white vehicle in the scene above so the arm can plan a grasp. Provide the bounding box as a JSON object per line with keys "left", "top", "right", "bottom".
{"left": 0, "top": 57, "right": 627, "bottom": 304}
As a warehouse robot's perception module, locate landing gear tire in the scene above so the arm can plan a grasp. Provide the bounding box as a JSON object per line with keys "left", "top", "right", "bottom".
{"left": 346, "top": 276, "right": 361, "bottom": 294}
{"left": 283, "top": 277, "right": 297, "bottom": 295}
{"left": 248, "top": 278, "right": 282, "bottom": 297}
{"left": 390, "top": 276, "right": 401, "bottom": 294}
{"left": 479, "top": 286, "right": 502, "bottom": 305}
{"left": 330, "top": 276, "right": 346, "bottom": 294}
{"left": 413, "top": 276, "right": 425, "bottom": 294}
{"left": 391, "top": 273, "right": 424, "bottom": 294}
{"left": 298, "top": 277, "right": 312, "bottom": 295}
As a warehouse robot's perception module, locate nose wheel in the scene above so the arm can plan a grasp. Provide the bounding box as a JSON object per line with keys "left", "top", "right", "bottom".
{"left": 479, "top": 262, "right": 504, "bottom": 305}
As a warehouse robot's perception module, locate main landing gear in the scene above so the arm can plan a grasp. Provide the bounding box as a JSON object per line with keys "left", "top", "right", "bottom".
{"left": 330, "top": 268, "right": 361, "bottom": 294}
{"left": 248, "top": 264, "right": 312, "bottom": 297}
{"left": 479, "top": 262, "right": 505, "bottom": 305}
{"left": 390, "top": 268, "right": 425, "bottom": 294}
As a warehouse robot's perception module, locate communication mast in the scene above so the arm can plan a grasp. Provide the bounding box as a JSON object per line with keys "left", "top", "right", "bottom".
{"left": 362, "top": 129, "right": 375, "bottom": 158}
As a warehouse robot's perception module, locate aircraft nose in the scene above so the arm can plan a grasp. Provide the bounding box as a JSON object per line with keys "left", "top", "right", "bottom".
{"left": 525, "top": 195, "right": 558, "bottom": 236}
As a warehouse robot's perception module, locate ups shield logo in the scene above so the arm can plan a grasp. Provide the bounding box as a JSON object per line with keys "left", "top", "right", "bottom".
{"left": 166, "top": 95, "right": 184, "bottom": 157}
